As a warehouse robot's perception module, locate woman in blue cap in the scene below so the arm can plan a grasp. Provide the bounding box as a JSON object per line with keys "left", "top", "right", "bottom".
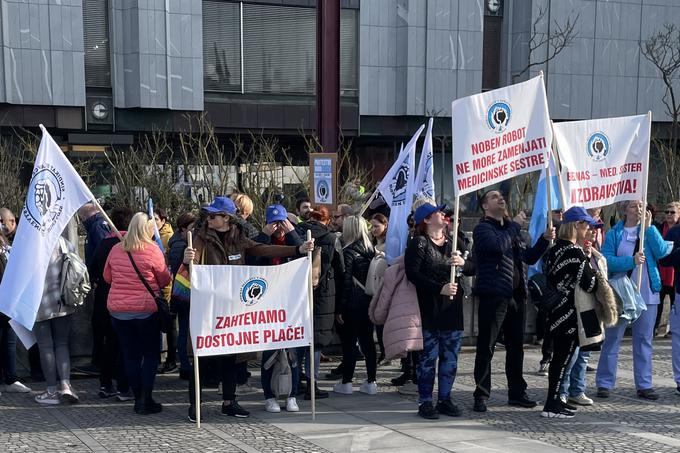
{"left": 182, "top": 196, "right": 314, "bottom": 422}
{"left": 404, "top": 201, "right": 469, "bottom": 420}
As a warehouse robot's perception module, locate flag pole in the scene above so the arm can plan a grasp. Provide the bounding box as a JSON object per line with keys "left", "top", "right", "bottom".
{"left": 358, "top": 188, "right": 379, "bottom": 218}
{"left": 637, "top": 111, "right": 653, "bottom": 290}
{"left": 449, "top": 195, "right": 460, "bottom": 300}
{"left": 306, "top": 230, "right": 316, "bottom": 420}
{"left": 187, "top": 231, "right": 201, "bottom": 428}
{"left": 91, "top": 199, "right": 124, "bottom": 242}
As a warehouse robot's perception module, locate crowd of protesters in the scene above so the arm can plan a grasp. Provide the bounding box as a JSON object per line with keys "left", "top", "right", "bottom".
{"left": 2, "top": 192, "right": 680, "bottom": 423}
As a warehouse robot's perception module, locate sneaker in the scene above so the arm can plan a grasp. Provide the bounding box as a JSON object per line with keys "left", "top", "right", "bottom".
{"left": 391, "top": 372, "right": 411, "bottom": 387}
{"left": 222, "top": 401, "right": 250, "bottom": 418}
{"left": 596, "top": 387, "right": 610, "bottom": 398}
{"left": 98, "top": 386, "right": 117, "bottom": 398}
{"left": 286, "top": 397, "right": 299, "bottom": 412}
{"left": 568, "top": 393, "right": 594, "bottom": 406}
{"left": 359, "top": 381, "right": 378, "bottom": 395}
{"left": 158, "top": 361, "right": 177, "bottom": 374}
{"left": 5, "top": 381, "right": 31, "bottom": 393}
{"left": 304, "top": 386, "right": 329, "bottom": 400}
{"left": 508, "top": 394, "right": 537, "bottom": 408}
{"left": 188, "top": 405, "right": 202, "bottom": 423}
{"left": 325, "top": 365, "right": 343, "bottom": 380}
{"left": 264, "top": 398, "right": 281, "bottom": 413}
{"left": 586, "top": 365, "right": 596, "bottom": 373}
{"left": 60, "top": 384, "right": 79, "bottom": 404}
{"left": 116, "top": 390, "right": 134, "bottom": 402}
{"left": 473, "top": 398, "right": 487, "bottom": 412}
{"left": 541, "top": 407, "right": 575, "bottom": 419}
{"left": 333, "top": 382, "right": 353, "bottom": 395}
{"left": 637, "top": 388, "right": 659, "bottom": 400}
{"left": 675, "top": 385, "right": 680, "bottom": 396}
{"left": 35, "top": 391, "right": 60, "bottom": 405}
{"left": 418, "top": 401, "right": 439, "bottom": 420}
{"left": 397, "top": 382, "right": 418, "bottom": 396}
{"left": 436, "top": 399, "right": 462, "bottom": 417}
{"left": 536, "top": 362, "right": 549, "bottom": 376}
{"left": 559, "top": 396, "right": 578, "bottom": 411}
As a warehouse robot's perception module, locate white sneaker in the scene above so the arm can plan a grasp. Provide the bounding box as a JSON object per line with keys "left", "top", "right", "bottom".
{"left": 541, "top": 409, "right": 575, "bottom": 419}
{"left": 5, "top": 381, "right": 31, "bottom": 393}
{"left": 333, "top": 382, "right": 353, "bottom": 395}
{"left": 286, "top": 397, "right": 299, "bottom": 412}
{"left": 568, "top": 393, "right": 594, "bottom": 406}
{"left": 35, "top": 391, "right": 60, "bottom": 405}
{"left": 359, "top": 381, "right": 378, "bottom": 395}
{"left": 59, "top": 384, "right": 79, "bottom": 404}
{"left": 264, "top": 398, "right": 281, "bottom": 413}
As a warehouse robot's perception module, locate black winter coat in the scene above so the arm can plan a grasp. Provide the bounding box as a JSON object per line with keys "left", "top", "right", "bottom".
{"left": 473, "top": 216, "right": 549, "bottom": 298}
{"left": 88, "top": 235, "right": 122, "bottom": 322}
{"left": 404, "top": 232, "right": 474, "bottom": 331}
{"left": 339, "top": 240, "right": 375, "bottom": 316}
{"left": 296, "top": 221, "right": 344, "bottom": 348}
{"left": 167, "top": 230, "right": 187, "bottom": 276}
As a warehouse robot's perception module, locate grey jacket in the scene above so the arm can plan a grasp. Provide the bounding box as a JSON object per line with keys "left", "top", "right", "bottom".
{"left": 35, "top": 238, "right": 76, "bottom": 323}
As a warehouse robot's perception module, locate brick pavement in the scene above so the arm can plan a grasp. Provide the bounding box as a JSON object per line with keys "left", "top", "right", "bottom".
{"left": 1, "top": 338, "right": 680, "bottom": 452}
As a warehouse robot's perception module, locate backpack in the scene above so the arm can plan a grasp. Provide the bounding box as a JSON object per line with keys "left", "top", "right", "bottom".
{"left": 263, "top": 349, "right": 292, "bottom": 398}
{"left": 364, "top": 252, "right": 387, "bottom": 296}
{"left": 59, "top": 238, "right": 91, "bottom": 307}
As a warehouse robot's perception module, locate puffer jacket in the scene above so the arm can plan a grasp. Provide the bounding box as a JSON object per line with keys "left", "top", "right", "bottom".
{"left": 167, "top": 230, "right": 187, "bottom": 276}
{"left": 104, "top": 243, "right": 172, "bottom": 314}
{"left": 603, "top": 220, "right": 672, "bottom": 295}
{"left": 296, "top": 220, "right": 344, "bottom": 348}
{"left": 339, "top": 240, "right": 375, "bottom": 315}
{"left": 473, "top": 216, "right": 549, "bottom": 298}
{"left": 369, "top": 255, "right": 422, "bottom": 359}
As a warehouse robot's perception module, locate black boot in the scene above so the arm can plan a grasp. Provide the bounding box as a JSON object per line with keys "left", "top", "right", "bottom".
{"left": 144, "top": 388, "right": 162, "bottom": 414}
{"left": 132, "top": 388, "right": 144, "bottom": 413}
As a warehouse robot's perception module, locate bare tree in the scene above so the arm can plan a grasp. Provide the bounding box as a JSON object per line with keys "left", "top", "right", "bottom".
{"left": 513, "top": 6, "right": 580, "bottom": 82}
{"left": 641, "top": 24, "right": 680, "bottom": 202}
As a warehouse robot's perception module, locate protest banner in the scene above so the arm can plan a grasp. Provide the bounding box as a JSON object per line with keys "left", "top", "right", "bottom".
{"left": 451, "top": 75, "right": 553, "bottom": 197}
{"left": 190, "top": 258, "right": 312, "bottom": 356}
{"left": 310, "top": 153, "right": 337, "bottom": 206}
{"left": 553, "top": 113, "right": 651, "bottom": 209}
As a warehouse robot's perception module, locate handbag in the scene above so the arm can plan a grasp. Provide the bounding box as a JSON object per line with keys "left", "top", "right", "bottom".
{"left": 528, "top": 273, "right": 561, "bottom": 312}
{"left": 126, "top": 252, "right": 172, "bottom": 333}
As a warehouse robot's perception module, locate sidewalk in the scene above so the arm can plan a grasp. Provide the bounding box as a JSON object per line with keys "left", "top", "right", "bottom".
{"left": 2, "top": 339, "right": 680, "bottom": 452}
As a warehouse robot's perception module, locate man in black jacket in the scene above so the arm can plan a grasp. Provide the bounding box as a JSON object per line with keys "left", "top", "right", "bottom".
{"left": 472, "top": 190, "right": 554, "bottom": 412}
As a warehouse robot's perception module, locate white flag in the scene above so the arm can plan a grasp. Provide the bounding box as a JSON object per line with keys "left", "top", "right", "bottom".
{"left": 190, "top": 259, "right": 312, "bottom": 357}
{"left": 451, "top": 75, "right": 553, "bottom": 196}
{"left": 554, "top": 114, "right": 650, "bottom": 209}
{"left": 415, "top": 117, "right": 436, "bottom": 200}
{"left": 378, "top": 124, "right": 424, "bottom": 264}
{"left": 0, "top": 125, "right": 96, "bottom": 330}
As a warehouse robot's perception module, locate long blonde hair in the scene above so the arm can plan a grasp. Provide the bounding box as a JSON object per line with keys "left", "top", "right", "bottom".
{"left": 122, "top": 212, "right": 155, "bottom": 252}
{"left": 342, "top": 215, "right": 374, "bottom": 251}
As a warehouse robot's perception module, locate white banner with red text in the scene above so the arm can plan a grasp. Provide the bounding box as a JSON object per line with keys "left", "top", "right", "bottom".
{"left": 553, "top": 114, "right": 650, "bottom": 209}
{"left": 451, "top": 75, "right": 553, "bottom": 196}
{"left": 189, "top": 258, "right": 312, "bottom": 357}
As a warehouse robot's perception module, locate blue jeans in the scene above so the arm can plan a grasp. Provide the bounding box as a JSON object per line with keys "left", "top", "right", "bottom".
{"left": 0, "top": 318, "right": 18, "bottom": 385}
{"left": 112, "top": 314, "right": 160, "bottom": 395}
{"left": 417, "top": 329, "right": 463, "bottom": 404}
{"left": 261, "top": 349, "right": 300, "bottom": 399}
{"left": 559, "top": 346, "right": 590, "bottom": 398}
{"left": 176, "top": 307, "right": 191, "bottom": 371}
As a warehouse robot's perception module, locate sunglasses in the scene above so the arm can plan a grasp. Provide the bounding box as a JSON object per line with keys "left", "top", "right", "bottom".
{"left": 666, "top": 210, "right": 676, "bottom": 214}
{"left": 208, "top": 213, "right": 227, "bottom": 220}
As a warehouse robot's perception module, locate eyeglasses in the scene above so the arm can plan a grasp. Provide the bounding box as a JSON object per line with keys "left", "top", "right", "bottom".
{"left": 666, "top": 210, "right": 676, "bottom": 214}
{"left": 208, "top": 213, "right": 227, "bottom": 220}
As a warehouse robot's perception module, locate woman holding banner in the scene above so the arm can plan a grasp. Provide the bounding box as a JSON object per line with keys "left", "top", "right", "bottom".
{"left": 183, "top": 196, "right": 314, "bottom": 422}
{"left": 596, "top": 200, "right": 672, "bottom": 401}
{"left": 404, "top": 202, "right": 469, "bottom": 420}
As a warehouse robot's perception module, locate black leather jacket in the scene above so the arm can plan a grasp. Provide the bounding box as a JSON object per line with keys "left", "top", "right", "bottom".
{"left": 339, "top": 240, "right": 375, "bottom": 315}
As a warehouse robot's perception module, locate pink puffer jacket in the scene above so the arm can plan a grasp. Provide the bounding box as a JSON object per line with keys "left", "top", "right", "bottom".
{"left": 104, "top": 243, "right": 172, "bottom": 314}
{"left": 368, "top": 255, "right": 422, "bottom": 359}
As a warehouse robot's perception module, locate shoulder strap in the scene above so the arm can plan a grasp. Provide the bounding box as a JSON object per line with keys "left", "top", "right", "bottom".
{"left": 126, "top": 251, "right": 158, "bottom": 299}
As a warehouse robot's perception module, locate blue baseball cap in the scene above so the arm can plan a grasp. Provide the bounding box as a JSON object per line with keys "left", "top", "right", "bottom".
{"left": 562, "top": 206, "right": 597, "bottom": 226}
{"left": 266, "top": 204, "right": 288, "bottom": 224}
{"left": 202, "top": 196, "right": 236, "bottom": 215}
{"left": 414, "top": 203, "right": 446, "bottom": 226}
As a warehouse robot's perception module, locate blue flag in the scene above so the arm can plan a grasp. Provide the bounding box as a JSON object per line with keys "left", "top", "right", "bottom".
{"left": 147, "top": 198, "right": 165, "bottom": 253}
{"left": 528, "top": 150, "right": 561, "bottom": 277}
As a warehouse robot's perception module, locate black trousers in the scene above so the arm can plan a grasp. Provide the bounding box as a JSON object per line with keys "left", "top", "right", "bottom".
{"left": 655, "top": 285, "right": 676, "bottom": 331}
{"left": 189, "top": 355, "right": 237, "bottom": 406}
{"left": 341, "top": 311, "right": 377, "bottom": 383}
{"left": 544, "top": 333, "right": 578, "bottom": 411}
{"left": 473, "top": 294, "right": 527, "bottom": 400}
{"left": 164, "top": 314, "right": 177, "bottom": 364}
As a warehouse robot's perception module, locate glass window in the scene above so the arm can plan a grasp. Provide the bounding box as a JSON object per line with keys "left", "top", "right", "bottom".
{"left": 83, "top": 0, "right": 111, "bottom": 88}
{"left": 203, "top": 1, "right": 242, "bottom": 92}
